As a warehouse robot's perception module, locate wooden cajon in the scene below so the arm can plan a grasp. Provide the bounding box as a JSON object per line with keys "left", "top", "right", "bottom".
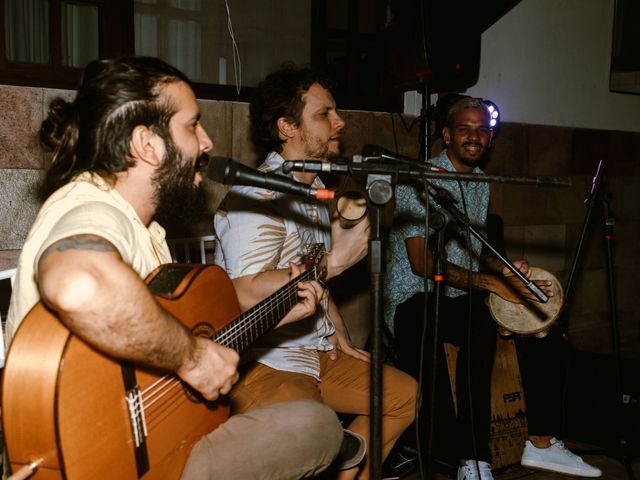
{"left": 444, "top": 334, "right": 528, "bottom": 469}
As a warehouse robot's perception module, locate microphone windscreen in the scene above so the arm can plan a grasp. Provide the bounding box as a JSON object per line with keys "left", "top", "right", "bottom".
{"left": 207, "top": 156, "right": 232, "bottom": 183}
{"left": 361, "top": 144, "right": 382, "bottom": 157}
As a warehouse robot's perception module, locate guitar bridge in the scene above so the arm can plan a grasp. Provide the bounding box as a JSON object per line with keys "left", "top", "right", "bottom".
{"left": 122, "top": 364, "right": 150, "bottom": 476}
{"left": 126, "top": 386, "right": 148, "bottom": 447}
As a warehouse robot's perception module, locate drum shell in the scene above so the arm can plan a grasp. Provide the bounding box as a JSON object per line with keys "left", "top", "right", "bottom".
{"left": 487, "top": 267, "right": 563, "bottom": 336}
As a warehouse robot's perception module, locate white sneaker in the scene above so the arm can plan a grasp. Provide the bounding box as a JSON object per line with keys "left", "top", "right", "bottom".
{"left": 521, "top": 438, "right": 602, "bottom": 477}
{"left": 335, "top": 430, "right": 366, "bottom": 470}
{"left": 457, "top": 460, "right": 494, "bottom": 480}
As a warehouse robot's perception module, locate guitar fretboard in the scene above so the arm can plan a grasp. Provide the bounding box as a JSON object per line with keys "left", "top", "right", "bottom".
{"left": 210, "top": 267, "right": 318, "bottom": 353}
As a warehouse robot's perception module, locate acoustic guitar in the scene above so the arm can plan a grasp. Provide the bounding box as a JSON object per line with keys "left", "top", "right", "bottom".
{"left": 2, "top": 244, "right": 326, "bottom": 480}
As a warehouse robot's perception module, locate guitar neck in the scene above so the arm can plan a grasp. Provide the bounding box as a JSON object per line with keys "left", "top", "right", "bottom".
{"left": 210, "top": 267, "right": 317, "bottom": 353}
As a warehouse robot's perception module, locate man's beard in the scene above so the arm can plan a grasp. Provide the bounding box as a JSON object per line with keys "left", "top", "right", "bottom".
{"left": 459, "top": 155, "right": 483, "bottom": 168}
{"left": 457, "top": 141, "right": 486, "bottom": 168}
{"left": 300, "top": 128, "right": 341, "bottom": 161}
{"left": 152, "top": 141, "right": 209, "bottom": 229}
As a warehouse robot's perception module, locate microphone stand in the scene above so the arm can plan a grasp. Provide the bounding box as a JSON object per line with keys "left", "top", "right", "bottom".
{"left": 350, "top": 157, "right": 571, "bottom": 188}
{"left": 283, "top": 156, "right": 572, "bottom": 189}
{"left": 558, "top": 159, "right": 604, "bottom": 336}
{"left": 554, "top": 160, "right": 635, "bottom": 479}
{"left": 602, "top": 195, "right": 637, "bottom": 480}
{"left": 362, "top": 173, "right": 395, "bottom": 480}
{"left": 283, "top": 159, "right": 567, "bottom": 478}
{"left": 422, "top": 206, "right": 449, "bottom": 480}
{"left": 419, "top": 80, "right": 433, "bottom": 162}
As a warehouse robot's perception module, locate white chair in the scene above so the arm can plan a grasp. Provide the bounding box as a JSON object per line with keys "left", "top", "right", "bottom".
{"left": 166, "top": 235, "right": 216, "bottom": 264}
{"left": 0, "top": 268, "right": 16, "bottom": 478}
{"left": 0, "top": 268, "right": 16, "bottom": 370}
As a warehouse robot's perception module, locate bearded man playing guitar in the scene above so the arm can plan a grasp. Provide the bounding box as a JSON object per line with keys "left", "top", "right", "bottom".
{"left": 4, "top": 57, "right": 343, "bottom": 480}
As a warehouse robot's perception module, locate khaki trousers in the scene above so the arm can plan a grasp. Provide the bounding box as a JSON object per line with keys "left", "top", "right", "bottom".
{"left": 230, "top": 351, "right": 418, "bottom": 479}
{"left": 181, "top": 400, "right": 343, "bottom": 480}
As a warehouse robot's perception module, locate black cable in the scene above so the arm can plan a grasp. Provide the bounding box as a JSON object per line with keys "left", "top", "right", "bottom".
{"left": 414, "top": 177, "right": 431, "bottom": 480}
{"left": 391, "top": 111, "right": 425, "bottom": 133}
{"left": 456, "top": 179, "right": 482, "bottom": 478}
{"left": 417, "top": 0, "right": 430, "bottom": 71}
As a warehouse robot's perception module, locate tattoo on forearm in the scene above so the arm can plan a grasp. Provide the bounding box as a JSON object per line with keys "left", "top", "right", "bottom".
{"left": 39, "top": 234, "right": 117, "bottom": 264}
{"left": 446, "top": 267, "right": 466, "bottom": 287}
{"left": 445, "top": 263, "right": 491, "bottom": 291}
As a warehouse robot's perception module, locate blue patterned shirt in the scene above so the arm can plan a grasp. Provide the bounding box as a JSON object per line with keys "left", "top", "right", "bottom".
{"left": 384, "top": 150, "right": 489, "bottom": 333}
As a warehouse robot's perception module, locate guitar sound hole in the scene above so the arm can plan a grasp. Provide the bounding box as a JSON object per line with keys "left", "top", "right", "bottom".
{"left": 183, "top": 321, "right": 226, "bottom": 408}
{"left": 182, "top": 381, "right": 230, "bottom": 411}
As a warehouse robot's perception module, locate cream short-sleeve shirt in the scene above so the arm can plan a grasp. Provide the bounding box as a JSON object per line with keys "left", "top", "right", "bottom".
{"left": 5, "top": 172, "right": 171, "bottom": 344}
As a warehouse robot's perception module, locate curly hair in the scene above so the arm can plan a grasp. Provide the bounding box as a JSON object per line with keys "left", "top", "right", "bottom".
{"left": 249, "top": 63, "right": 332, "bottom": 159}
{"left": 39, "top": 56, "right": 190, "bottom": 199}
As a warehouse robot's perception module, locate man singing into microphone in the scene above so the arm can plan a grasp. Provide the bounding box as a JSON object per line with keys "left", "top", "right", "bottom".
{"left": 5, "top": 56, "right": 343, "bottom": 480}
{"left": 385, "top": 96, "right": 602, "bottom": 479}
{"left": 213, "top": 64, "right": 417, "bottom": 480}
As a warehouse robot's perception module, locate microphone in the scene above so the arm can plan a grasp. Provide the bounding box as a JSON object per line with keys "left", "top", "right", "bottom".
{"left": 207, "top": 156, "right": 334, "bottom": 200}
{"left": 362, "top": 144, "right": 447, "bottom": 170}
{"left": 282, "top": 144, "right": 444, "bottom": 176}
{"left": 282, "top": 152, "right": 571, "bottom": 188}
{"left": 281, "top": 156, "right": 443, "bottom": 176}
{"left": 583, "top": 159, "right": 604, "bottom": 205}
{"left": 361, "top": 144, "right": 417, "bottom": 164}
{"left": 282, "top": 160, "right": 349, "bottom": 174}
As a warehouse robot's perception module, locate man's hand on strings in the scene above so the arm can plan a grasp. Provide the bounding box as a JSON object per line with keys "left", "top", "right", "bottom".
{"left": 276, "top": 263, "right": 325, "bottom": 327}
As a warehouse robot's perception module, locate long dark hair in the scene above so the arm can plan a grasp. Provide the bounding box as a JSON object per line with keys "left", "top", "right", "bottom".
{"left": 39, "top": 56, "right": 190, "bottom": 199}
{"left": 249, "top": 63, "right": 332, "bottom": 159}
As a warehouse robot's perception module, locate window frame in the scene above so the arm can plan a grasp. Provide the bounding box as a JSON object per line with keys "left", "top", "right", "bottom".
{"left": 0, "top": 0, "right": 253, "bottom": 100}
{"left": 0, "top": 0, "right": 135, "bottom": 89}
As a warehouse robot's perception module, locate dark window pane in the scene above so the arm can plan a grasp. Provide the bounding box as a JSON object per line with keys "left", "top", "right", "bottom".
{"left": 4, "top": 0, "right": 51, "bottom": 64}
{"left": 61, "top": 3, "right": 100, "bottom": 67}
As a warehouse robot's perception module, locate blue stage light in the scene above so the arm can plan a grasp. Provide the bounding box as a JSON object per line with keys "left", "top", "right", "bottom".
{"left": 483, "top": 100, "right": 500, "bottom": 128}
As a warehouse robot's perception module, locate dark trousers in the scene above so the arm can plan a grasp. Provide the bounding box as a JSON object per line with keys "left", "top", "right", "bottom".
{"left": 517, "top": 328, "right": 568, "bottom": 436}
{"left": 393, "top": 291, "right": 569, "bottom": 463}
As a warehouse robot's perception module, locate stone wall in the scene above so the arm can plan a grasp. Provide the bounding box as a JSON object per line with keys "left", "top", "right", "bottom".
{"left": 1, "top": 83, "right": 638, "bottom": 360}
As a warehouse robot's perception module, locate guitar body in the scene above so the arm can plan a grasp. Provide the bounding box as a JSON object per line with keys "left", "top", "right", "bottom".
{"left": 2, "top": 264, "right": 238, "bottom": 480}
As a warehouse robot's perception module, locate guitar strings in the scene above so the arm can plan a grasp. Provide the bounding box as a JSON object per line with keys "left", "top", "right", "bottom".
{"left": 213, "top": 268, "right": 315, "bottom": 349}
{"left": 136, "top": 266, "right": 319, "bottom": 417}
{"left": 137, "top": 275, "right": 304, "bottom": 415}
